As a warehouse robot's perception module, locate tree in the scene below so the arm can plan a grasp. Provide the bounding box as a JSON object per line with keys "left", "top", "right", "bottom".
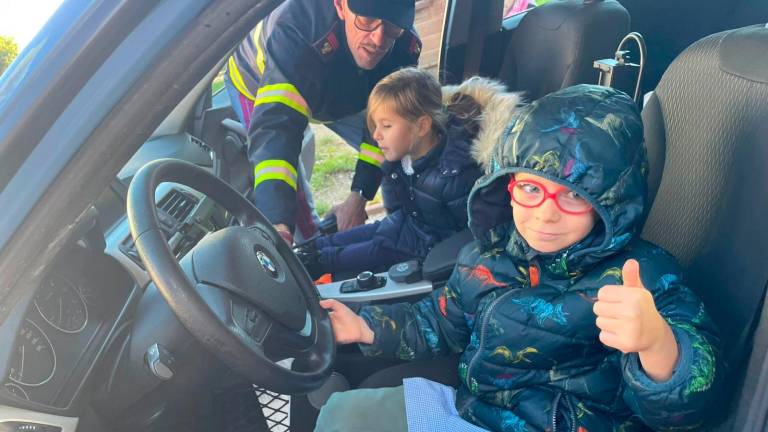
{"left": 0, "top": 36, "right": 19, "bottom": 76}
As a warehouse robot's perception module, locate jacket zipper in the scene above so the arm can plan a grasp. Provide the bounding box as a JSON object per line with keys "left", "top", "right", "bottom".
{"left": 465, "top": 289, "right": 517, "bottom": 392}
{"left": 552, "top": 392, "right": 562, "bottom": 432}
{"left": 551, "top": 392, "right": 577, "bottom": 432}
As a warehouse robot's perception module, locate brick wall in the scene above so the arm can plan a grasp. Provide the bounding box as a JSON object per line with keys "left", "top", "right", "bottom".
{"left": 413, "top": 0, "right": 446, "bottom": 74}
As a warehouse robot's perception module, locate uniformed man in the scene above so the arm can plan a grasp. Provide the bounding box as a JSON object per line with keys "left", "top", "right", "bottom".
{"left": 224, "top": 0, "right": 421, "bottom": 243}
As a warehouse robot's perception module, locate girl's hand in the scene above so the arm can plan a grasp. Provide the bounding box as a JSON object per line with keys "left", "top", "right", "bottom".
{"left": 593, "top": 259, "right": 679, "bottom": 381}
{"left": 319, "top": 299, "right": 375, "bottom": 345}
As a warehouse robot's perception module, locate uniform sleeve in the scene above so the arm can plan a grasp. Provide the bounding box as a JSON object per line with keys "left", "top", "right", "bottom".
{"left": 621, "top": 256, "right": 724, "bottom": 429}
{"left": 247, "top": 23, "right": 324, "bottom": 231}
{"left": 351, "top": 127, "right": 385, "bottom": 200}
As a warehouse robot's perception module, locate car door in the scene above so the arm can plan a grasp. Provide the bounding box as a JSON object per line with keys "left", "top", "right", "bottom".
{"left": 0, "top": 0, "right": 282, "bottom": 428}
{"left": 188, "top": 66, "right": 253, "bottom": 197}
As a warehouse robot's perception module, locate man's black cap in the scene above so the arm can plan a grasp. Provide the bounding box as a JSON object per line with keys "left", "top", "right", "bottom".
{"left": 347, "top": 0, "right": 416, "bottom": 30}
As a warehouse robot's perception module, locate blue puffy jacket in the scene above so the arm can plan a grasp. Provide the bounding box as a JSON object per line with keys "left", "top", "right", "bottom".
{"left": 359, "top": 85, "right": 724, "bottom": 431}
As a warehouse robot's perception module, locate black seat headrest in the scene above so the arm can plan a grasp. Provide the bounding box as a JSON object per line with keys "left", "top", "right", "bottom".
{"left": 499, "top": 0, "right": 629, "bottom": 100}
{"left": 641, "top": 25, "right": 768, "bottom": 374}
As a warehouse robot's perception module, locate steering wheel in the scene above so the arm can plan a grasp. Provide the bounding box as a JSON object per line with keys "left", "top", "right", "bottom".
{"left": 126, "top": 158, "right": 335, "bottom": 394}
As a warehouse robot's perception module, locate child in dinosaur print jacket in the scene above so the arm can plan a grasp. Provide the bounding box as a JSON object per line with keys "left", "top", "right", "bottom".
{"left": 317, "top": 85, "right": 723, "bottom": 432}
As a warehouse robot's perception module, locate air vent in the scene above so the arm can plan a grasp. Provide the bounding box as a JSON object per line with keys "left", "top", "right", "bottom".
{"left": 158, "top": 190, "right": 198, "bottom": 222}
{"left": 190, "top": 135, "right": 211, "bottom": 153}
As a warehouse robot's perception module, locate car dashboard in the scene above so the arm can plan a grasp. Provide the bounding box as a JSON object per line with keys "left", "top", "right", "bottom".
{"left": 0, "top": 132, "right": 227, "bottom": 430}
{"left": 0, "top": 129, "right": 458, "bottom": 431}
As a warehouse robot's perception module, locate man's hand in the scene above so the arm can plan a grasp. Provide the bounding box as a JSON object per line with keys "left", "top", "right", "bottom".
{"left": 273, "top": 223, "right": 294, "bottom": 245}
{"left": 593, "top": 259, "right": 679, "bottom": 381}
{"left": 319, "top": 299, "right": 374, "bottom": 344}
{"left": 330, "top": 191, "right": 368, "bottom": 231}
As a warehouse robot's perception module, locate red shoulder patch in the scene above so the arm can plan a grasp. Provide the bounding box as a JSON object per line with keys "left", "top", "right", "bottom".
{"left": 409, "top": 33, "right": 422, "bottom": 56}
{"left": 313, "top": 22, "right": 341, "bottom": 61}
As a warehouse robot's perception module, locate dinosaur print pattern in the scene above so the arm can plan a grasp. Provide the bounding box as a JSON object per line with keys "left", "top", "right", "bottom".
{"left": 499, "top": 409, "right": 528, "bottom": 432}
{"left": 460, "top": 264, "right": 507, "bottom": 287}
{"left": 367, "top": 306, "right": 396, "bottom": 332}
{"left": 656, "top": 274, "right": 680, "bottom": 293}
{"left": 599, "top": 267, "right": 623, "bottom": 282}
{"left": 530, "top": 150, "right": 561, "bottom": 172}
{"left": 491, "top": 346, "right": 539, "bottom": 364}
{"left": 511, "top": 297, "right": 569, "bottom": 326}
{"left": 563, "top": 142, "right": 589, "bottom": 183}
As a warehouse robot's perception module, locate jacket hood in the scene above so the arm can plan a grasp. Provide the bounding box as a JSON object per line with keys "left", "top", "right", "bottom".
{"left": 467, "top": 84, "right": 647, "bottom": 277}
{"left": 442, "top": 76, "right": 523, "bottom": 169}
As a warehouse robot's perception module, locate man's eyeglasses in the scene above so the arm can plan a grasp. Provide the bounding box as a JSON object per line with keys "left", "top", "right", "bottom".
{"left": 508, "top": 180, "right": 593, "bottom": 214}
{"left": 354, "top": 15, "right": 405, "bottom": 39}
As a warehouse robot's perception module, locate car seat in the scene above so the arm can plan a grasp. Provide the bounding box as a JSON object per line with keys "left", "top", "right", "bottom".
{"left": 498, "top": 0, "right": 630, "bottom": 101}
{"left": 640, "top": 23, "right": 768, "bottom": 428}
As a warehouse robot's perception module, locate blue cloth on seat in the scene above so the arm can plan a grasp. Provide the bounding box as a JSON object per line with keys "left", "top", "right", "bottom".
{"left": 403, "top": 378, "right": 488, "bottom": 432}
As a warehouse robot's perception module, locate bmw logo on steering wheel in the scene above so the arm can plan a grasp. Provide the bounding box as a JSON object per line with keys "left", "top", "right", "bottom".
{"left": 256, "top": 250, "right": 279, "bottom": 278}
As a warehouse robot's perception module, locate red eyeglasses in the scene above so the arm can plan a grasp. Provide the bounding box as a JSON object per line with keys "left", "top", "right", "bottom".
{"left": 507, "top": 179, "right": 593, "bottom": 214}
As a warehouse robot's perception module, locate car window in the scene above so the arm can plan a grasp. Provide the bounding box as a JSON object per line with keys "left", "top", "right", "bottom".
{"left": 210, "top": 67, "right": 229, "bottom": 108}
{"left": 414, "top": 0, "right": 448, "bottom": 74}
{"left": 504, "top": 0, "right": 549, "bottom": 18}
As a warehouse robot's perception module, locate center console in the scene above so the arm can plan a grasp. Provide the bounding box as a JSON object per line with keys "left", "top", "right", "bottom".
{"left": 317, "top": 229, "right": 475, "bottom": 303}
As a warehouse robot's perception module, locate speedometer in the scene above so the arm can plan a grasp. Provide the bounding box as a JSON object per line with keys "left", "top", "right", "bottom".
{"left": 34, "top": 274, "right": 88, "bottom": 333}
{"left": 8, "top": 320, "right": 56, "bottom": 387}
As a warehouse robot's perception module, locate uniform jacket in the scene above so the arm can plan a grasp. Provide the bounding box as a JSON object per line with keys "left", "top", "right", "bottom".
{"left": 359, "top": 85, "right": 723, "bottom": 431}
{"left": 227, "top": 0, "right": 421, "bottom": 229}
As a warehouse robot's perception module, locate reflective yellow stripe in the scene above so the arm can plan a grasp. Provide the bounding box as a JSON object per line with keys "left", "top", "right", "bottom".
{"left": 359, "top": 143, "right": 385, "bottom": 168}
{"left": 227, "top": 56, "right": 256, "bottom": 101}
{"left": 254, "top": 83, "right": 310, "bottom": 118}
{"left": 254, "top": 160, "right": 298, "bottom": 190}
{"left": 254, "top": 21, "right": 266, "bottom": 74}
{"left": 226, "top": 22, "right": 265, "bottom": 101}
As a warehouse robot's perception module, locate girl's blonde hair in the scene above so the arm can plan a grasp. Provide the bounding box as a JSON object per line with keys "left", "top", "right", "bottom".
{"left": 367, "top": 67, "right": 447, "bottom": 137}
{"left": 367, "top": 67, "right": 483, "bottom": 138}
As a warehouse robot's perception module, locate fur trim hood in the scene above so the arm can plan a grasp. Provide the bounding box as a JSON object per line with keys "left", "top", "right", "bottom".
{"left": 441, "top": 76, "right": 523, "bottom": 170}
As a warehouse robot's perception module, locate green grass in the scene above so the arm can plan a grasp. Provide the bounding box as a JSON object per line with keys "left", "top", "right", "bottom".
{"left": 212, "top": 75, "right": 225, "bottom": 95}
{"left": 313, "top": 137, "right": 357, "bottom": 180}
{"left": 310, "top": 132, "right": 357, "bottom": 217}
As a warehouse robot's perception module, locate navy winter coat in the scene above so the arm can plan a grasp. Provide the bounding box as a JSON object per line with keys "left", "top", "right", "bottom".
{"left": 374, "top": 79, "right": 522, "bottom": 258}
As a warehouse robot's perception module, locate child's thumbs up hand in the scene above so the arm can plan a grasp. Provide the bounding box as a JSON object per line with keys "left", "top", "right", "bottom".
{"left": 593, "top": 259, "right": 668, "bottom": 354}
{"left": 621, "top": 258, "right": 643, "bottom": 288}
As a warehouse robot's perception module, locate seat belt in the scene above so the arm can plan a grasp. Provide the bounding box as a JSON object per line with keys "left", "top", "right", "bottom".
{"left": 730, "top": 280, "right": 768, "bottom": 431}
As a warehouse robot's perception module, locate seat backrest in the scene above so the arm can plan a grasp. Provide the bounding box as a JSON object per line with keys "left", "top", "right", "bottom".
{"left": 498, "top": 0, "right": 630, "bottom": 100}
{"left": 641, "top": 24, "right": 768, "bottom": 381}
